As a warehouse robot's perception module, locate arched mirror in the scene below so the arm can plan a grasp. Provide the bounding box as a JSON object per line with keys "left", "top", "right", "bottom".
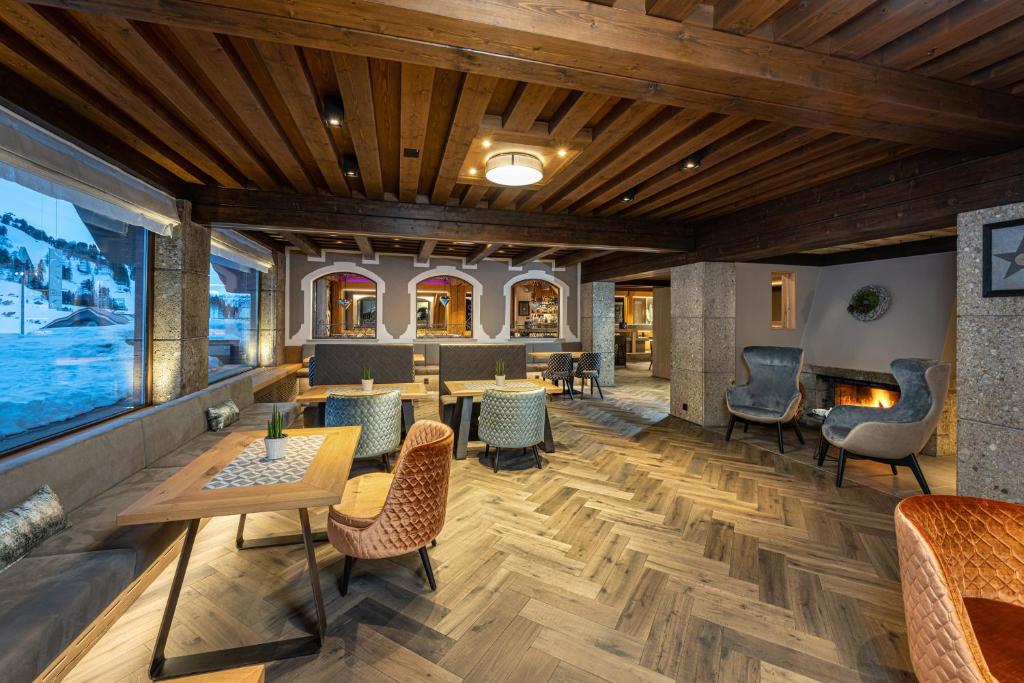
{"left": 415, "top": 275, "right": 473, "bottom": 337}
{"left": 509, "top": 279, "right": 559, "bottom": 338}
{"left": 312, "top": 272, "right": 377, "bottom": 338}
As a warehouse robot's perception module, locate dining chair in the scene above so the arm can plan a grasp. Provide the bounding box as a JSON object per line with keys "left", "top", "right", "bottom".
{"left": 325, "top": 389, "right": 402, "bottom": 470}
{"left": 543, "top": 352, "right": 575, "bottom": 399}
{"left": 573, "top": 352, "right": 604, "bottom": 398}
{"left": 478, "top": 387, "right": 547, "bottom": 472}
{"left": 328, "top": 420, "right": 454, "bottom": 595}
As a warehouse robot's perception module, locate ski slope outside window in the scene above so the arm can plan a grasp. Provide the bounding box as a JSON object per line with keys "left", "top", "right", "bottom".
{"left": 209, "top": 254, "right": 259, "bottom": 383}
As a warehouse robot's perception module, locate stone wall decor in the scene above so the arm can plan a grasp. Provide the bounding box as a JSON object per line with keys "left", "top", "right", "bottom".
{"left": 847, "top": 285, "right": 891, "bottom": 321}
{"left": 982, "top": 218, "right": 1024, "bottom": 297}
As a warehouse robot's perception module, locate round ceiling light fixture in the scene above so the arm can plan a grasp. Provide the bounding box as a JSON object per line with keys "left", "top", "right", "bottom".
{"left": 485, "top": 152, "right": 544, "bottom": 186}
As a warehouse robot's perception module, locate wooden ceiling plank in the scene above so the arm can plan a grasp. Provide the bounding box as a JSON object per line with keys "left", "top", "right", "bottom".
{"left": 460, "top": 183, "right": 489, "bottom": 209}
{"left": 252, "top": 39, "right": 350, "bottom": 196}
{"left": 556, "top": 249, "right": 607, "bottom": 268}
{"left": 916, "top": 15, "right": 1024, "bottom": 82}
{"left": 169, "top": 28, "right": 316, "bottom": 192}
{"left": 548, "top": 91, "right": 608, "bottom": 142}
{"left": 963, "top": 52, "right": 1024, "bottom": 91}
{"left": 772, "top": 0, "right": 876, "bottom": 47}
{"left": 239, "top": 229, "right": 285, "bottom": 253}
{"left": 430, "top": 72, "right": 498, "bottom": 205}
{"left": 645, "top": 0, "right": 702, "bottom": 22}
{"left": 32, "top": 0, "right": 1024, "bottom": 153}
{"left": 466, "top": 242, "right": 503, "bottom": 265}
{"left": 518, "top": 100, "right": 661, "bottom": 212}
{"left": 417, "top": 238, "right": 438, "bottom": 261}
{"left": 332, "top": 52, "right": 384, "bottom": 199}
{"left": 502, "top": 82, "right": 556, "bottom": 133}
{"left": 571, "top": 113, "right": 749, "bottom": 214}
{"left": 282, "top": 230, "right": 321, "bottom": 256}
{"left": 511, "top": 246, "right": 559, "bottom": 267}
{"left": 353, "top": 234, "right": 375, "bottom": 259}
{"left": 0, "top": 0, "right": 245, "bottom": 187}
{"left": 489, "top": 188, "right": 524, "bottom": 211}
{"left": 820, "top": 0, "right": 966, "bottom": 60}
{"left": 714, "top": 0, "right": 792, "bottom": 35}
{"left": 399, "top": 62, "right": 434, "bottom": 202}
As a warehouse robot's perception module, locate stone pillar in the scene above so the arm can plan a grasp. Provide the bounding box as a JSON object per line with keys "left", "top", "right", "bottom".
{"left": 259, "top": 251, "right": 287, "bottom": 367}
{"left": 151, "top": 200, "right": 210, "bottom": 404}
{"left": 580, "top": 281, "right": 615, "bottom": 386}
{"left": 956, "top": 202, "right": 1024, "bottom": 502}
{"left": 670, "top": 262, "right": 735, "bottom": 427}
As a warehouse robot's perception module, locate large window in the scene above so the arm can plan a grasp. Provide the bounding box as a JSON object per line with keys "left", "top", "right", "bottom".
{"left": 510, "top": 279, "right": 559, "bottom": 338}
{"left": 209, "top": 254, "right": 259, "bottom": 382}
{"left": 311, "top": 272, "right": 377, "bottom": 338}
{"left": 0, "top": 176, "right": 148, "bottom": 455}
{"left": 416, "top": 275, "right": 472, "bottom": 338}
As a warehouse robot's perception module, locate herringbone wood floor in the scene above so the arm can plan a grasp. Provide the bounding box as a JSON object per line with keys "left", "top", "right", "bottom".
{"left": 68, "top": 368, "right": 915, "bottom": 682}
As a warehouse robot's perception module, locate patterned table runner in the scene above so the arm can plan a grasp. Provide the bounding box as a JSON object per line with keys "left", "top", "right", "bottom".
{"left": 460, "top": 380, "right": 541, "bottom": 391}
{"left": 203, "top": 435, "right": 326, "bottom": 490}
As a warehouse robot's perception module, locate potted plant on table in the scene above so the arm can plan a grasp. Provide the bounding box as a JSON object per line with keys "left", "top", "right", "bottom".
{"left": 362, "top": 366, "right": 374, "bottom": 391}
{"left": 495, "top": 359, "right": 506, "bottom": 386}
{"left": 264, "top": 404, "right": 288, "bottom": 461}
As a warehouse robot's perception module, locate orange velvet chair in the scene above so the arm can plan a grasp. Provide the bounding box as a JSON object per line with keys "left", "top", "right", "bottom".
{"left": 895, "top": 495, "right": 1024, "bottom": 683}
{"left": 328, "top": 420, "right": 453, "bottom": 595}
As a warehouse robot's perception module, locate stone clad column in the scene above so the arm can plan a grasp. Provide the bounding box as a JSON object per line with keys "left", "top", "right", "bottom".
{"left": 259, "top": 251, "right": 286, "bottom": 367}
{"left": 580, "top": 281, "right": 615, "bottom": 387}
{"left": 956, "top": 202, "right": 1024, "bottom": 501}
{"left": 670, "top": 262, "right": 736, "bottom": 427}
{"left": 151, "top": 200, "right": 210, "bottom": 403}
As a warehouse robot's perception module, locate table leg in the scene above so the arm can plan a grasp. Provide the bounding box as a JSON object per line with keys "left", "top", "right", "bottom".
{"left": 235, "top": 512, "right": 328, "bottom": 550}
{"left": 401, "top": 399, "right": 415, "bottom": 438}
{"left": 149, "top": 515, "right": 325, "bottom": 680}
{"left": 542, "top": 406, "right": 554, "bottom": 453}
{"left": 451, "top": 395, "right": 473, "bottom": 460}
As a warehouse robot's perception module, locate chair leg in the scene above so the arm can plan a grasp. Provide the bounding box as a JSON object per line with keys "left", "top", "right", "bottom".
{"left": 493, "top": 446, "right": 501, "bottom": 473}
{"left": 906, "top": 454, "right": 932, "bottom": 494}
{"left": 339, "top": 555, "right": 356, "bottom": 597}
{"left": 382, "top": 453, "right": 391, "bottom": 471}
{"left": 431, "top": 539, "right": 437, "bottom": 547}
{"left": 419, "top": 547, "right": 437, "bottom": 591}
{"left": 791, "top": 420, "right": 805, "bottom": 445}
{"left": 776, "top": 422, "right": 785, "bottom": 454}
{"left": 743, "top": 422, "right": 749, "bottom": 433}
{"left": 816, "top": 437, "right": 829, "bottom": 467}
{"left": 565, "top": 381, "right": 575, "bottom": 400}
{"left": 594, "top": 379, "right": 604, "bottom": 399}
{"left": 890, "top": 464, "right": 898, "bottom": 475}
{"left": 484, "top": 443, "right": 490, "bottom": 462}
{"left": 532, "top": 444, "right": 542, "bottom": 469}
{"left": 725, "top": 414, "right": 736, "bottom": 442}
{"left": 835, "top": 449, "right": 847, "bottom": 487}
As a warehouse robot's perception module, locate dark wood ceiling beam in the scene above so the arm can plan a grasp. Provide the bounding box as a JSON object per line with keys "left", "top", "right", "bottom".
{"left": 821, "top": 0, "right": 963, "bottom": 60}
{"left": 430, "top": 73, "right": 497, "bottom": 205}
{"left": 353, "top": 235, "right": 375, "bottom": 259}
{"left": 332, "top": 52, "right": 384, "bottom": 199}
{"left": 490, "top": 188, "right": 524, "bottom": 211}
{"left": 32, "top": 0, "right": 1024, "bottom": 153}
{"left": 417, "top": 238, "right": 437, "bottom": 261}
{"left": 772, "top": 0, "right": 876, "bottom": 47}
{"left": 238, "top": 229, "right": 285, "bottom": 253}
{"left": 466, "top": 242, "right": 503, "bottom": 265}
{"left": 282, "top": 230, "right": 320, "bottom": 256}
{"left": 549, "top": 92, "right": 608, "bottom": 142}
{"left": 556, "top": 249, "right": 607, "bottom": 268}
{"left": 714, "top": 0, "right": 792, "bottom": 35}
{"left": 916, "top": 15, "right": 1024, "bottom": 82}
{"left": 645, "top": 0, "right": 702, "bottom": 22}
{"left": 460, "top": 184, "right": 488, "bottom": 209}
{"left": 511, "top": 246, "right": 559, "bottom": 267}
{"left": 582, "top": 148, "right": 1024, "bottom": 281}
{"left": 398, "top": 63, "right": 434, "bottom": 203}
{"left": 502, "top": 82, "right": 556, "bottom": 133}
{"left": 189, "top": 187, "right": 694, "bottom": 252}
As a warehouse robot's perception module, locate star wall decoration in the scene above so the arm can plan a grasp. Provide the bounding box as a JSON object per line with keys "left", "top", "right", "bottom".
{"left": 995, "top": 235, "right": 1024, "bottom": 279}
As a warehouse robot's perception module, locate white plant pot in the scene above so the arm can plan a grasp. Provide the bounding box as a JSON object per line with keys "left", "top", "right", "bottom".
{"left": 362, "top": 379, "right": 374, "bottom": 391}
{"left": 264, "top": 435, "right": 288, "bottom": 461}
{"left": 495, "top": 375, "right": 506, "bottom": 386}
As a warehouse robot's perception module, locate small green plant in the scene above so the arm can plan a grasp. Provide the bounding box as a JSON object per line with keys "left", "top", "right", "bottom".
{"left": 266, "top": 404, "right": 285, "bottom": 439}
{"left": 495, "top": 359, "right": 505, "bottom": 376}
{"left": 362, "top": 366, "right": 373, "bottom": 381}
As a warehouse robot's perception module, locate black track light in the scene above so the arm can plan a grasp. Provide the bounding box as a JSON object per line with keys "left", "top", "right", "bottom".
{"left": 681, "top": 150, "right": 703, "bottom": 170}
{"left": 621, "top": 187, "right": 638, "bottom": 203}
{"left": 322, "top": 96, "right": 345, "bottom": 127}
{"left": 342, "top": 155, "right": 360, "bottom": 178}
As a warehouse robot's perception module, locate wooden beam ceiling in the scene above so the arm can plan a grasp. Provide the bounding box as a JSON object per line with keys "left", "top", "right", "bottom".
{"left": 31, "top": 0, "right": 1024, "bottom": 153}
{"left": 353, "top": 235, "right": 375, "bottom": 259}
{"left": 417, "top": 238, "right": 437, "bottom": 261}
{"left": 282, "top": 230, "right": 320, "bottom": 256}
{"left": 510, "top": 246, "right": 559, "bottom": 267}
{"left": 465, "top": 242, "right": 502, "bottom": 265}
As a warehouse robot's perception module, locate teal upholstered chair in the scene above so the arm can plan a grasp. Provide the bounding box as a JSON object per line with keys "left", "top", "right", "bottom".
{"left": 478, "top": 387, "right": 547, "bottom": 473}
{"left": 325, "top": 389, "right": 402, "bottom": 469}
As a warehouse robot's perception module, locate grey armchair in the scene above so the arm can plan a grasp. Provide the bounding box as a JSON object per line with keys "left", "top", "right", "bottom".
{"left": 478, "top": 387, "right": 546, "bottom": 472}
{"left": 817, "top": 358, "right": 951, "bottom": 494}
{"left": 725, "top": 346, "right": 805, "bottom": 453}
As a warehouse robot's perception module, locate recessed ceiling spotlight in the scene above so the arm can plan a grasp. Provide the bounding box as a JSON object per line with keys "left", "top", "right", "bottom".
{"left": 322, "top": 96, "right": 344, "bottom": 127}
{"left": 621, "top": 187, "right": 638, "bottom": 203}
{"left": 481, "top": 138, "right": 492, "bottom": 149}
{"left": 557, "top": 148, "right": 568, "bottom": 158}
{"left": 681, "top": 150, "right": 703, "bottom": 170}
{"left": 485, "top": 152, "right": 543, "bottom": 186}
{"left": 468, "top": 167, "right": 478, "bottom": 176}
{"left": 341, "top": 155, "right": 360, "bottom": 178}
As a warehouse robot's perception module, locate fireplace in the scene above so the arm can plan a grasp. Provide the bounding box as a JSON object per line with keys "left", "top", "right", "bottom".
{"left": 832, "top": 379, "right": 900, "bottom": 409}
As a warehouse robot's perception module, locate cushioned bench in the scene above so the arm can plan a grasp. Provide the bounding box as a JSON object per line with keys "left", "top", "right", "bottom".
{"left": 0, "top": 372, "right": 299, "bottom": 683}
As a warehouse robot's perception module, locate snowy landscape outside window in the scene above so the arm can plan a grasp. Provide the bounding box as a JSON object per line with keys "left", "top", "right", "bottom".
{"left": 208, "top": 254, "right": 259, "bottom": 382}
{"left": 0, "top": 176, "right": 148, "bottom": 456}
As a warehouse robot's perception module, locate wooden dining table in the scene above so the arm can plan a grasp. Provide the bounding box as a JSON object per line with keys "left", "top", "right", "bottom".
{"left": 526, "top": 350, "right": 585, "bottom": 361}
{"left": 296, "top": 382, "right": 427, "bottom": 435}
{"left": 117, "top": 427, "right": 359, "bottom": 680}
{"left": 443, "top": 378, "right": 560, "bottom": 459}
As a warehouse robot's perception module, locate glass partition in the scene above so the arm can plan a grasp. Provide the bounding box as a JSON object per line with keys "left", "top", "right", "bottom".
{"left": 208, "top": 254, "right": 259, "bottom": 382}
{"left": 416, "top": 275, "right": 473, "bottom": 338}
{"left": 509, "top": 279, "right": 560, "bottom": 338}
{"left": 311, "top": 272, "right": 377, "bottom": 338}
{"left": 0, "top": 174, "right": 148, "bottom": 455}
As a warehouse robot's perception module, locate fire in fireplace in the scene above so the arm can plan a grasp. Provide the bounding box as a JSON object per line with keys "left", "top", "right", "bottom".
{"left": 834, "top": 381, "right": 900, "bottom": 409}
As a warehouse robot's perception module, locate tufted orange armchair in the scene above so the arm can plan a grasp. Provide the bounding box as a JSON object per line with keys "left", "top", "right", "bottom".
{"left": 328, "top": 420, "right": 453, "bottom": 595}
{"left": 895, "top": 495, "right": 1024, "bottom": 683}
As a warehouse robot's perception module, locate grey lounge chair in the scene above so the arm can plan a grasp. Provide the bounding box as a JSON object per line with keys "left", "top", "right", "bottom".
{"left": 817, "top": 358, "right": 950, "bottom": 494}
{"left": 725, "top": 346, "right": 805, "bottom": 453}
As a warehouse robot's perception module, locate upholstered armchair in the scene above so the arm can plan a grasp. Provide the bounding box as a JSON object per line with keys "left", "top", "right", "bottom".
{"left": 328, "top": 420, "right": 454, "bottom": 595}
{"left": 325, "top": 389, "right": 402, "bottom": 470}
{"left": 725, "top": 346, "right": 805, "bottom": 453}
{"left": 478, "top": 387, "right": 546, "bottom": 472}
{"left": 573, "top": 352, "right": 604, "bottom": 398}
{"left": 817, "top": 359, "right": 950, "bottom": 493}
{"left": 544, "top": 353, "right": 575, "bottom": 399}
{"left": 895, "top": 495, "right": 1024, "bottom": 683}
